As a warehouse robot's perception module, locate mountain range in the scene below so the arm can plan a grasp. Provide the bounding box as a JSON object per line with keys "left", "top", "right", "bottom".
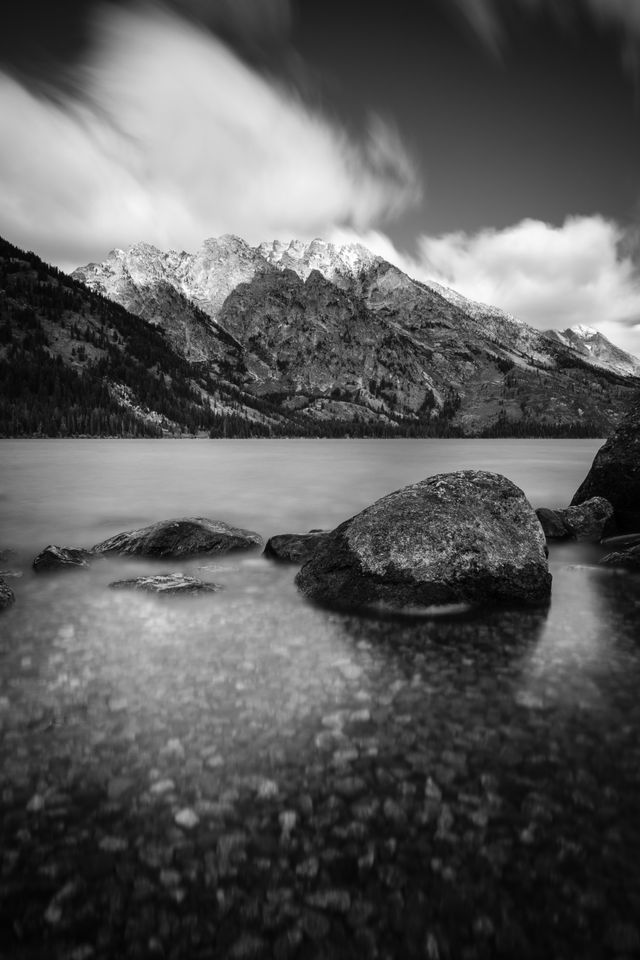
{"left": 1, "top": 233, "right": 639, "bottom": 438}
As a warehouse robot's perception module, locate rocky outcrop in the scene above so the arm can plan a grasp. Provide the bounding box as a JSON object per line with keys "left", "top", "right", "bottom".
{"left": 571, "top": 407, "right": 640, "bottom": 532}
{"left": 92, "top": 517, "right": 262, "bottom": 558}
{"left": 600, "top": 544, "right": 640, "bottom": 570}
{"left": 109, "top": 573, "right": 222, "bottom": 595}
{"left": 263, "top": 531, "right": 329, "bottom": 564}
{"left": 33, "top": 545, "right": 93, "bottom": 573}
{"left": 0, "top": 577, "right": 15, "bottom": 611}
{"left": 296, "top": 471, "right": 551, "bottom": 611}
{"left": 536, "top": 497, "right": 614, "bottom": 541}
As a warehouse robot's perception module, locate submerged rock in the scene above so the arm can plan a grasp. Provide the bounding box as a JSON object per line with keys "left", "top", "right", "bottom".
{"left": 92, "top": 517, "right": 262, "bottom": 558}
{"left": 0, "top": 577, "right": 15, "bottom": 611}
{"left": 33, "top": 545, "right": 93, "bottom": 573}
{"left": 571, "top": 407, "right": 640, "bottom": 532}
{"left": 296, "top": 470, "right": 551, "bottom": 611}
{"left": 263, "top": 530, "right": 329, "bottom": 564}
{"left": 600, "top": 544, "right": 640, "bottom": 570}
{"left": 536, "top": 497, "right": 614, "bottom": 541}
{"left": 109, "top": 573, "right": 222, "bottom": 595}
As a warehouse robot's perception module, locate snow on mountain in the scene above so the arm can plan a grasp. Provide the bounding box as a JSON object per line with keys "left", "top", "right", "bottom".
{"left": 546, "top": 324, "right": 640, "bottom": 378}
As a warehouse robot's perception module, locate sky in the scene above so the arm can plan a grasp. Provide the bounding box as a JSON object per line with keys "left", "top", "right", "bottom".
{"left": 1, "top": 0, "right": 640, "bottom": 355}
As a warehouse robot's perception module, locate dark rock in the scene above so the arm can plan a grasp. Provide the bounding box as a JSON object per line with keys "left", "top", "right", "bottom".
{"left": 263, "top": 531, "right": 329, "bottom": 564}
{"left": 571, "top": 406, "right": 640, "bottom": 532}
{"left": 296, "top": 470, "right": 551, "bottom": 610}
{"left": 601, "top": 532, "right": 640, "bottom": 550}
{"left": 109, "top": 573, "right": 223, "bottom": 595}
{"left": 537, "top": 497, "right": 614, "bottom": 541}
{"left": 560, "top": 497, "right": 614, "bottom": 540}
{"left": 0, "top": 577, "right": 15, "bottom": 611}
{"left": 33, "top": 545, "right": 93, "bottom": 573}
{"left": 535, "top": 508, "right": 569, "bottom": 539}
{"left": 92, "top": 517, "right": 262, "bottom": 557}
{"left": 600, "top": 544, "right": 640, "bottom": 570}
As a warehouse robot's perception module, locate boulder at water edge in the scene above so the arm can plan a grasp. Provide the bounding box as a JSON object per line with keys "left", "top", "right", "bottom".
{"left": 109, "top": 573, "right": 222, "bottom": 595}
{"left": 295, "top": 470, "right": 551, "bottom": 611}
{"left": 536, "top": 497, "right": 614, "bottom": 541}
{"left": 263, "top": 531, "right": 329, "bottom": 564}
{"left": 0, "top": 577, "right": 15, "bottom": 611}
{"left": 571, "top": 406, "right": 640, "bottom": 532}
{"left": 92, "top": 517, "right": 262, "bottom": 558}
{"left": 33, "top": 545, "right": 93, "bottom": 573}
{"left": 600, "top": 544, "right": 640, "bottom": 570}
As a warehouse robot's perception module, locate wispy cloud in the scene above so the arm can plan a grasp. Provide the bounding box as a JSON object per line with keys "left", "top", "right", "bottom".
{"left": 0, "top": 2, "right": 420, "bottom": 269}
{"left": 451, "top": 0, "right": 640, "bottom": 73}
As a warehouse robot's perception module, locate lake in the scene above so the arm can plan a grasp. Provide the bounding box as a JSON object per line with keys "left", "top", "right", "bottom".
{"left": 1, "top": 439, "right": 639, "bottom": 959}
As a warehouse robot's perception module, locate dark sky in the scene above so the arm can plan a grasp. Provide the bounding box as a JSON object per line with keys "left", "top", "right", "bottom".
{"left": 293, "top": 0, "right": 640, "bottom": 242}
{"left": 1, "top": 0, "right": 639, "bottom": 350}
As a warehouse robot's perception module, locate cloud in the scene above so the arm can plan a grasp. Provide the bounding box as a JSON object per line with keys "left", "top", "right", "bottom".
{"left": 0, "top": 2, "right": 420, "bottom": 270}
{"left": 416, "top": 216, "right": 640, "bottom": 355}
{"left": 450, "top": 0, "right": 640, "bottom": 72}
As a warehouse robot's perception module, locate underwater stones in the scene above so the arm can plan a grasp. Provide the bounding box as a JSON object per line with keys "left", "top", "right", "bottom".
{"left": 108, "top": 573, "right": 222, "bottom": 595}
{"left": 32, "top": 545, "right": 93, "bottom": 572}
{"left": 263, "top": 531, "right": 329, "bottom": 564}
{"left": 0, "top": 576, "right": 15, "bottom": 610}
{"left": 92, "top": 516, "right": 262, "bottom": 558}
{"left": 296, "top": 470, "right": 551, "bottom": 611}
{"left": 571, "top": 406, "right": 640, "bottom": 532}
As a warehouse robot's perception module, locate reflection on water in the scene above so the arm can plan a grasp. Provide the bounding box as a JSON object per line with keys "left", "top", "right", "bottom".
{"left": 1, "top": 439, "right": 640, "bottom": 958}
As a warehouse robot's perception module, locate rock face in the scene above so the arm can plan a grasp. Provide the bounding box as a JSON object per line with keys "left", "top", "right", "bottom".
{"left": 263, "top": 532, "right": 329, "bottom": 564}
{"left": 33, "top": 545, "right": 93, "bottom": 572}
{"left": 92, "top": 518, "right": 262, "bottom": 558}
{"left": 109, "top": 574, "right": 222, "bottom": 595}
{"left": 600, "top": 544, "right": 640, "bottom": 569}
{"left": 571, "top": 407, "right": 640, "bottom": 532}
{"left": 296, "top": 471, "right": 551, "bottom": 611}
{"left": 0, "top": 577, "right": 15, "bottom": 611}
{"left": 536, "top": 497, "right": 614, "bottom": 541}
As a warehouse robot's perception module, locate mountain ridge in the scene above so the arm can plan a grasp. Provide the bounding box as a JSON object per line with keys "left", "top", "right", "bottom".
{"left": 1, "top": 232, "right": 638, "bottom": 438}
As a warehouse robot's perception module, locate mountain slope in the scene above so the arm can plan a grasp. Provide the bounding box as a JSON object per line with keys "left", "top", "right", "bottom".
{"left": 546, "top": 324, "right": 640, "bottom": 378}
{"left": 72, "top": 235, "right": 640, "bottom": 436}
{"left": 3, "top": 233, "right": 638, "bottom": 438}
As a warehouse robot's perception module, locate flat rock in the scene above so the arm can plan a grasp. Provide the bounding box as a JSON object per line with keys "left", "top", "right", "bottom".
{"left": 109, "top": 573, "right": 222, "bottom": 595}
{"left": 571, "top": 407, "right": 640, "bottom": 532}
{"left": 0, "top": 577, "right": 15, "bottom": 611}
{"left": 296, "top": 470, "right": 551, "bottom": 610}
{"left": 600, "top": 544, "right": 640, "bottom": 570}
{"left": 92, "top": 516, "right": 262, "bottom": 557}
{"left": 33, "top": 545, "right": 93, "bottom": 573}
{"left": 536, "top": 497, "right": 614, "bottom": 541}
{"left": 263, "top": 530, "right": 329, "bottom": 563}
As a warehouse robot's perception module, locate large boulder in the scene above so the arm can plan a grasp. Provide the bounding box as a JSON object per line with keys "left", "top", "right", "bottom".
{"left": 536, "top": 497, "right": 614, "bottom": 541}
{"left": 92, "top": 517, "right": 262, "bottom": 558}
{"left": 33, "top": 545, "right": 93, "bottom": 573}
{"left": 263, "top": 531, "right": 329, "bottom": 564}
{"left": 571, "top": 406, "right": 640, "bottom": 532}
{"left": 109, "top": 573, "right": 222, "bottom": 595}
{"left": 295, "top": 470, "right": 551, "bottom": 611}
{"left": 0, "top": 577, "right": 15, "bottom": 611}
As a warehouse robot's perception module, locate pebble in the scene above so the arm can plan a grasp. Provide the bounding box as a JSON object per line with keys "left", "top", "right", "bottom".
{"left": 174, "top": 808, "right": 199, "bottom": 830}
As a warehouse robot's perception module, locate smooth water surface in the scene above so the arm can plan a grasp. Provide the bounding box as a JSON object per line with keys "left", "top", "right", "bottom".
{"left": 1, "top": 439, "right": 639, "bottom": 960}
